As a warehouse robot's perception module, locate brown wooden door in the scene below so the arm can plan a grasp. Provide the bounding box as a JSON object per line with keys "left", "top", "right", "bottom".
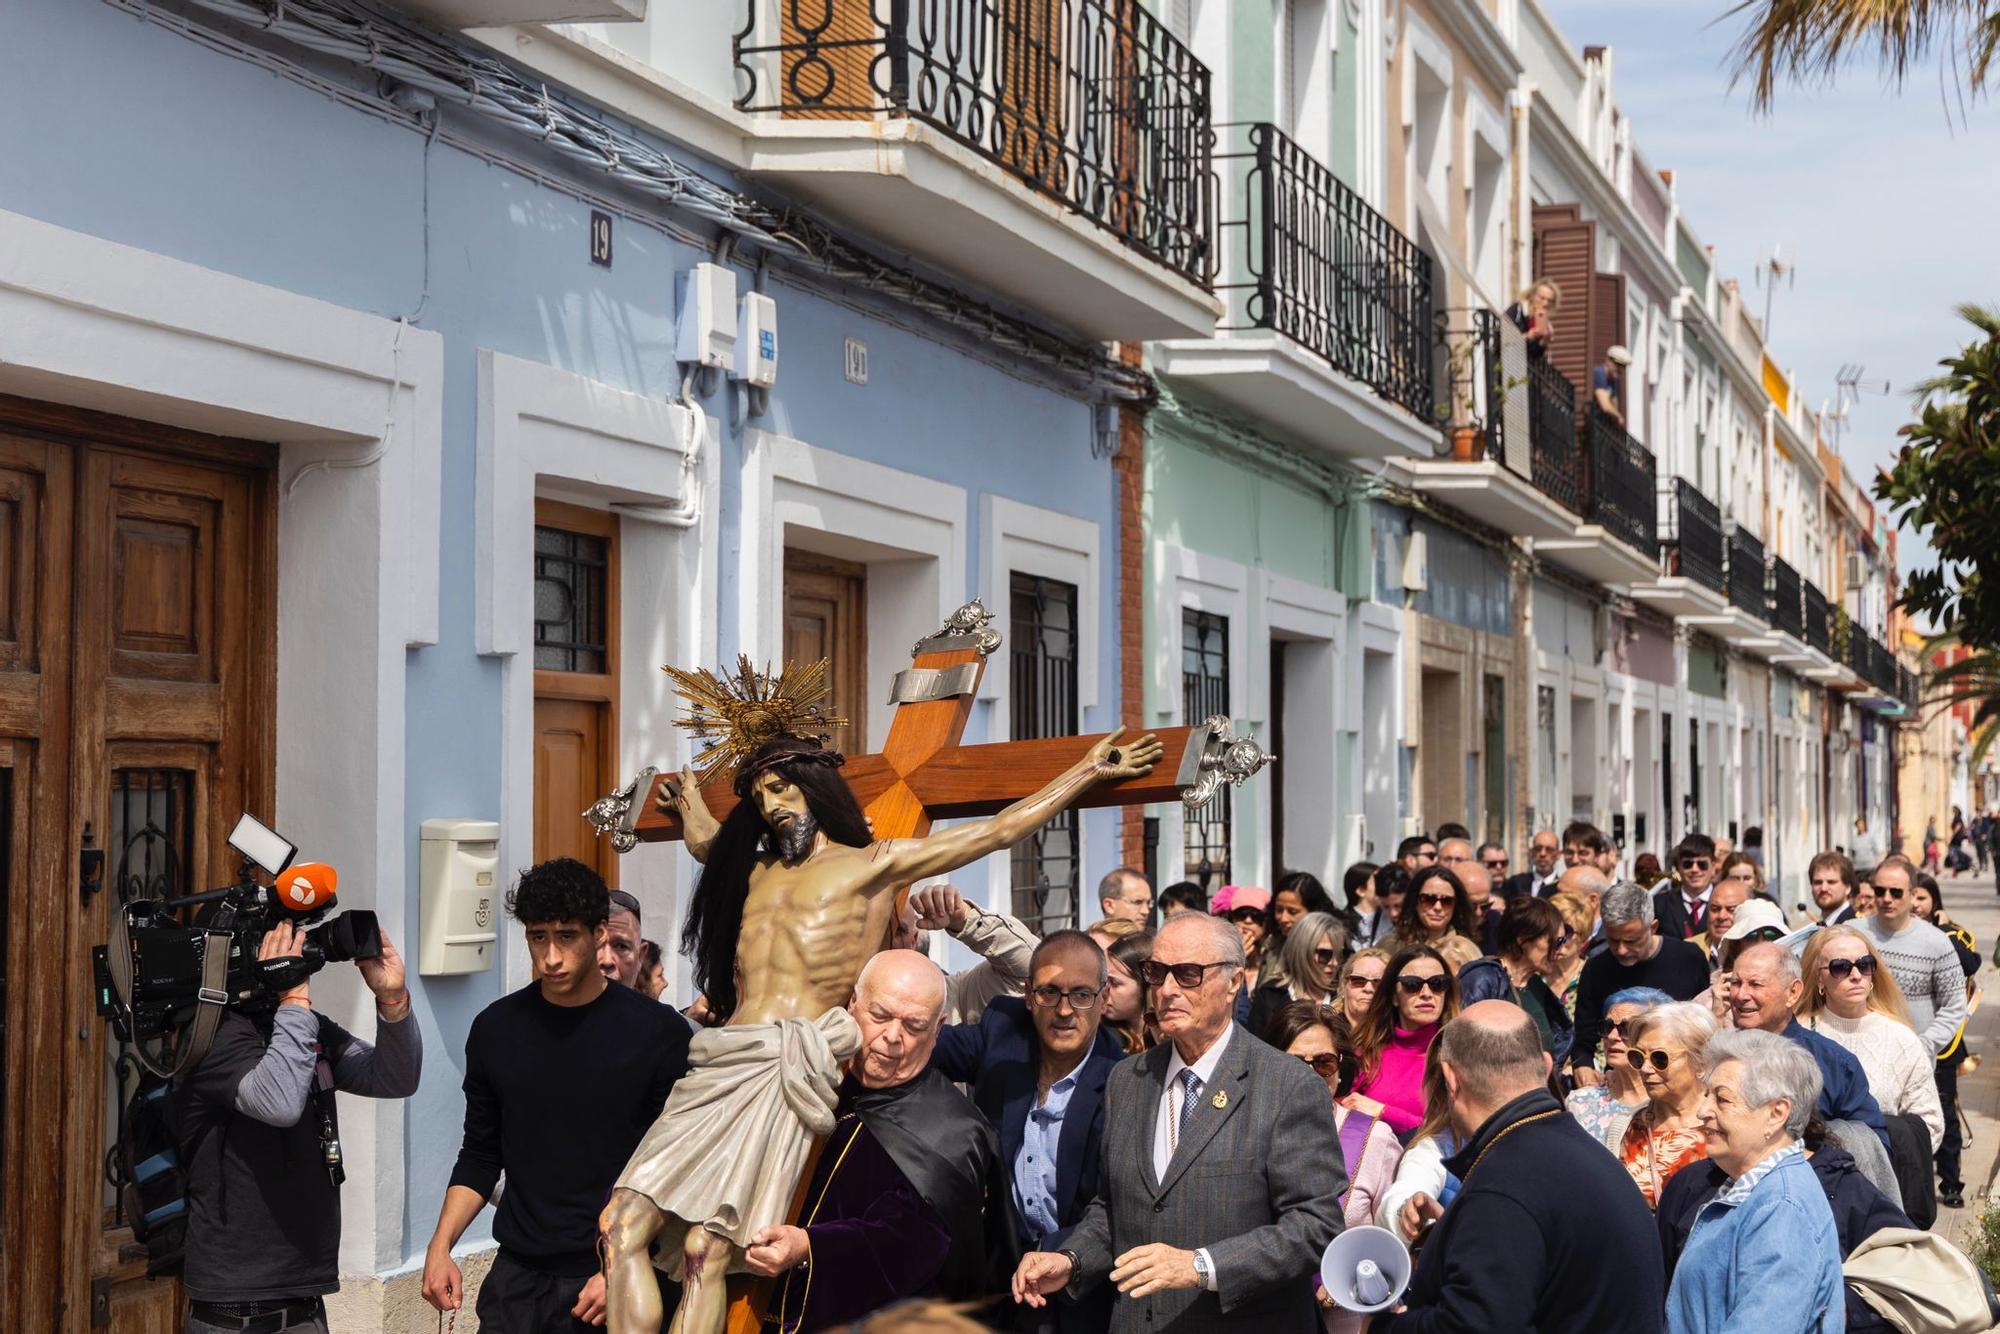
{"left": 532, "top": 501, "right": 619, "bottom": 883}
{"left": 783, "top": 550, "right": 868, "bottom": 751}
{"left": 0, "top": 396, "right": 275, "bottom": 1334}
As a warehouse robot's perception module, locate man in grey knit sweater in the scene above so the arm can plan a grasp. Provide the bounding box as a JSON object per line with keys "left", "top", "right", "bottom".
{"left": 1858, "top": 856, "right": 1968, "bottom": 1057}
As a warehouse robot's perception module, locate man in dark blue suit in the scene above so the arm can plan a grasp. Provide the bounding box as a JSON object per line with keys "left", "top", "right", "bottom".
{"left": 929, "top": 930, "right": 1124, "bottom": 1333}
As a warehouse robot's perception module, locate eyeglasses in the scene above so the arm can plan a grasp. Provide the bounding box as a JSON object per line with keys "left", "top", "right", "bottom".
{"left": 1227, "top": 907, "right": 1266, "bottom": 924}
{"left": 1481, "top": 858, "right": 1509, "bottom": 871}
{"left": 1553, "top": 930, "right": 1576, "bottom": 949}
{"left": 1397, "top": 973, "right": 1449, "bottom": 995}
{"left": 1029, "top": 985, "right": 1104, "bottom": 1010}
{"left": 1678, "top": 858, "right": 1712, "bottom": 872}
{"left": 1345, "top": 973, "right": 1384, "bottom": 990}
{"left": 1626, "top": 1047, "right": 1685, "bottom": 1072}
{"left": 1297, "top": 1052, "right": 1343, "bottom": 1078}
{"left": 1139, "top": 960, "right": 1235, "bottom": 989}
{"left": 1312, "top": 947, "right": 1340, "bottom": 965}
{"left": 1418, "top": 893, "right": 1456, "bottom": 909}
{"left": 1879, "top": 886, "right": 1908, "bottom": 900}
{"left": 608, "top": 889, "right": 643, "bottom": 918}
{"left": 1296, "top": 1051, "right": 1360, "bottom": 1097}
{"left": 1823, "top": 956, "right": 1878, "bottom": 980}
{"left": 1606, "top": 1020, "right": 1633, "bottom": 1040}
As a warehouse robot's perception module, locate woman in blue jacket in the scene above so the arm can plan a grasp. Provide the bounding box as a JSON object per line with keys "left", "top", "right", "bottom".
{"left": 1666, "top": 1029, "right": 1845, "bottom": 1332}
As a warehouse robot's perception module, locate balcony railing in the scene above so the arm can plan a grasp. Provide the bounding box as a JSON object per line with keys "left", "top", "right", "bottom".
{"left": 1771, "top": 557, "right": 1804, "bottom": 639}
{"left": 1727, "top": 526, "right": 1767, "bottom": 620}
{"left": 1583, "top": 408, "right": 1658, "bottom": 556}
{"left": 734, "top": 0, "right": 1214, "bottom": 286}
{"left": 1804, "top": 581, "right": 1831, "bottom": 656}
{"left": 1216, "top": 122, "right": 1432, "bottom": 417}
{"left": 1665, "top": 479, "right": 1725, "bottom": 595}
{"left": 1460, "top": 310, "right": 1583, "bottom": 512}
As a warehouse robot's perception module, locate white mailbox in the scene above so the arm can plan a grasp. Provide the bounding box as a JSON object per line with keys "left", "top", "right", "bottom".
{"left": 419, "top": 818, "right": 501, "bottom": 976}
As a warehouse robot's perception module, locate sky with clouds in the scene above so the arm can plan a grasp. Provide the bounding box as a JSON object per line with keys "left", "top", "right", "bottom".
{"left": 1539, "top": 0, "right": 2000, "bottom": 579}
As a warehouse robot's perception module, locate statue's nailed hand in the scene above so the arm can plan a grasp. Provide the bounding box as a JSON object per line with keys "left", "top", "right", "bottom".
{"left": 1088, "top": 726, "right": 1165, "bottom": 781}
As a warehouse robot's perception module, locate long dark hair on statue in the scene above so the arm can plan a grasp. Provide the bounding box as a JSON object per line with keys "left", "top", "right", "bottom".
{"left": 680, "top": 737, "right": 872, "bottom": 1024}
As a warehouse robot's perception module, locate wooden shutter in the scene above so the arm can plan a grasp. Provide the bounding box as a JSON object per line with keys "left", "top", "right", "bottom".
{"left": 779, "top": 0, "right": 878, "bottom": 119}
{"left": 1531, "top": 205, "right": 1596, "bottom": 416}
{"left": 999, "top": 0, "right": 1066, "bottom": 192}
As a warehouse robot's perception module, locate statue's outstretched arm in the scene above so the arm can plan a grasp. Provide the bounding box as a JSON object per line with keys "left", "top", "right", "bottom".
{"left": 869, "top": 729, "right": 1163, "bottom": 887}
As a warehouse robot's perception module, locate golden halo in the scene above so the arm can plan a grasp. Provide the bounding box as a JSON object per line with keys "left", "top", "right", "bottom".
{"left": 664, "top": 655, "right": 849, "bottom": 779}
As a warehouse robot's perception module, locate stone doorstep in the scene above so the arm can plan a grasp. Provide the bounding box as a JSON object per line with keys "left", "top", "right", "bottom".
{"left": 327, "top": 1247, "right": 496, "bottom": 1333}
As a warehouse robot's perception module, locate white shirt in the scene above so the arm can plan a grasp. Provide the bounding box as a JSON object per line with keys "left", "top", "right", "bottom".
{"left": 1151, "top": 1022, "right": 1235, "bottom": 1291}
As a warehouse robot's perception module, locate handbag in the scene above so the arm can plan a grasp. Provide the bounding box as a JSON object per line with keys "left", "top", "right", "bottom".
{"left": 1844, "top": 1227, "right": 2000, "bottom": 1333}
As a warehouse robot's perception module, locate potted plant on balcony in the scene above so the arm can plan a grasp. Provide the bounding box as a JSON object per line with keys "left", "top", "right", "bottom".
{"left": 1437, "top": 329, "right": 1487, "bottom": 462}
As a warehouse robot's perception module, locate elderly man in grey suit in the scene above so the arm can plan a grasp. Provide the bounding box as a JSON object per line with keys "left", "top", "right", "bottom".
{"left": 1011, "top": 912, "right": 1345, "bottom": 1331}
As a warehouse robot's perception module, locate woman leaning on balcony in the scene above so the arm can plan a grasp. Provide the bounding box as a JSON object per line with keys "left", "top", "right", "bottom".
{"left": 1507, "top": 278, "right": 1561, "bottom": 359}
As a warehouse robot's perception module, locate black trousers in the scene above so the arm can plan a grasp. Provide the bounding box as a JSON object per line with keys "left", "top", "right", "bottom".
{"left": 476, "top": 1252, "right": 595, "bottom": 1334}
{"left": 1936, "top": 1057, "right": 1964, "bottom": 1193}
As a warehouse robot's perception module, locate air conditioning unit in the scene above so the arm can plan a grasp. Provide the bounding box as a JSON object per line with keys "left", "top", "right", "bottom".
{"left": 1845, "top": 551, "right": 1866, "bottom": 588}
{"left": 1402, "top": 532, "right": 1429, "bottom": 593}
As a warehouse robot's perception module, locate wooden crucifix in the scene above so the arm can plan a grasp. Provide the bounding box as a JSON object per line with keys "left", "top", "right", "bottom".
{"left": 583, "top": 600, "right": 1270, "bottom": 1334}
{"left": 587, "top": 600, "right": 1271, "bottom": 856}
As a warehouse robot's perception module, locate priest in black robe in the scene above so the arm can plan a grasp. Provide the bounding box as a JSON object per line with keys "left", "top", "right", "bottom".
{"left": 744, "top": 949, "right": 999, "bottom": 1332}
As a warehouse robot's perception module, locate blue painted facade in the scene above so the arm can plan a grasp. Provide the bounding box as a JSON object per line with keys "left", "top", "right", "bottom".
{"left": 6, "top": 0, "right": 1125, "bottom": 1273}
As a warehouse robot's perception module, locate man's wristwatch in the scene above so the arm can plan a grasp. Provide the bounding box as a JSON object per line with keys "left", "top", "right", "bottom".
{"left": 1191, "top": 1249, "right": 1211, "bottom": 1288}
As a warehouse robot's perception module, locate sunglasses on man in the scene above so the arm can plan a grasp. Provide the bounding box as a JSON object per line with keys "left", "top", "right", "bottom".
{"left": 1138, "top": 959, "right": 1233, "bottom": 988}
{"left": 1678, "top": 858, "right": 1711, "bottom": 872}
{"left": 1397, "top": 973, "right": 1449, "bottom": 995}
{"left": 1878, "top": 885, "right": 1908, "bottom": 900}
{"left": 1481, "top": 857, "right": 1509, "bottom": 872}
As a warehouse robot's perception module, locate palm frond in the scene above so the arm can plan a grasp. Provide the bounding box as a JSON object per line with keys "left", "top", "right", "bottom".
{"left": 1725, "top": 0, "right": 1999, "bottom": 109}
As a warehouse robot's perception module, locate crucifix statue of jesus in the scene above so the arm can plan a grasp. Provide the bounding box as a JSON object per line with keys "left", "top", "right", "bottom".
{"left": 588, "top": 601, "right": 1270, "bottom": 1334}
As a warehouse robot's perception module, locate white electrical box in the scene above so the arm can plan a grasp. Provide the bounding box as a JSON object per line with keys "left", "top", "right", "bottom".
{"left": 734, "top": 291, "right": 779, "bottom": 388}
{"left": 419, "top": 818, "right": 501, "bottom": 975}
{"left": 676, "top": 262, "right": 737, "bottom": 371}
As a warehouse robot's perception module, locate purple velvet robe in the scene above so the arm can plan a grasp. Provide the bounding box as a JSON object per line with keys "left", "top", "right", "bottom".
{"left": 771, "top": 1113, "right": 953, "bottom": 1332}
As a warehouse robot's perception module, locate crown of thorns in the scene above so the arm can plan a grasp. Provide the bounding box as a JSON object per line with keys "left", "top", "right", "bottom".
{"left": 664, "top": 655, "right": 849, "bottom": 782}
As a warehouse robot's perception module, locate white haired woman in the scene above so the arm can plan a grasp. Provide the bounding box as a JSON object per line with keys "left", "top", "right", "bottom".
{"left": 1665, "top": 1029, "right": 1845, "bottom": 1332}
{"left": 1248, "top": 911, "right": 1347, "bottom": 1042}
{"left": 1618, "top": 1002, "right": 1719, "bottom": 1208}
{"left": 1797, "top": 924, "right": 1944, "bottom": 1154}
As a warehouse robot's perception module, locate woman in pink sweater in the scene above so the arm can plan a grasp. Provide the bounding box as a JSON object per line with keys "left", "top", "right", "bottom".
{"left": 1349, "top": 946, "right": 1460, "bottom": 1134}
{"left": 1267, "top": 1000, "right": 1406, "bottom": 1334}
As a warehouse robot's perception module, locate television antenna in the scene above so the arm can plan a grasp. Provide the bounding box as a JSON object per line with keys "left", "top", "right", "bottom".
{"left": 1754, "top": 244, "right": 1796, "bottom": 341}
{"left": 1824, "top": 362, "right": 1894, "bottom": 452}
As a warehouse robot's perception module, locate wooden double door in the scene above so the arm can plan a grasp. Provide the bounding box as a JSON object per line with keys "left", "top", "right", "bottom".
{"left": 0, "top": 397, "right": 276, "bottom": 1331}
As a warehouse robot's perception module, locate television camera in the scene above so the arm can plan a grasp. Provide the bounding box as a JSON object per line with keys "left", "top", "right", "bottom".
{"left": 94, "top": 813, "right": 381, "bottom": 1077}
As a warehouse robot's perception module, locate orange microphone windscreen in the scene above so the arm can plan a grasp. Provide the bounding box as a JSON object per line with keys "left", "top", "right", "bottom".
{"left": 274, "top": 862, "right": 338, "bottom": 912}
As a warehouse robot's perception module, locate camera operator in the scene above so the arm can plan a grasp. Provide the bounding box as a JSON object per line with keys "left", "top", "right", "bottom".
{"left": 174, "top": 921, "right": 422, "bottom": 1334}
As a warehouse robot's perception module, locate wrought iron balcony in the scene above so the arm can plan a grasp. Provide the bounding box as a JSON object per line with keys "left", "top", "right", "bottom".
{"left": 1582, "top": 408, "right": 1658, "bottom": 557}
{"left": 1804, "top": 581, "right": 1831, "bottom": 656}
{"left": 1215, "top": 122, "right": 1432, "bottom": 417}
{"left": 1459, "top": 309, "right": 1582, "bottom": 512}
{"left": 1726, "top": 526, "right": 1768, "bottom": 620}
{"left": 1771, "top": 557, "right": 1804, "bottom": 639}
{"left": 734, "top": 0, "right": 1214, "bottom": 287}
{"left": 1664, "top": 478, "right": 1725, "bottom": 595}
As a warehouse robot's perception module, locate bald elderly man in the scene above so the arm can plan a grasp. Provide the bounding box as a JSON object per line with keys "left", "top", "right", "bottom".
{"left": 747, "top": 950, "right": 999, "bottom": 1329}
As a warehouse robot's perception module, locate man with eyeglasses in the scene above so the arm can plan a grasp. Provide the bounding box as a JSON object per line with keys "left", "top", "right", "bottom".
{"left": 1856, "top": 857, "right": 1968, "bottom": 1058}
{"left": 1654, "top": 834, "right": 1718, "bottom": 941}
{"left": 930, "top": 931, "right": 1124, "bottom": 1333}
{"left": 1397, "top": 834, "right": 1438, "bottom": 872}
{"left": 1098, "top": 867, "right": 1157, "bottom": 927}
{"left": 1502, "top": 829, "right": 1561, "bottom": 902}
{"left": 1011, "top": 913, "right": 1343, "bottom": 1333}
{"left": 1475, "top": 840, "right": 1509, "bottom": 876}
{"left": 1561, "top": 822, "right": 1618, "bottom": 878}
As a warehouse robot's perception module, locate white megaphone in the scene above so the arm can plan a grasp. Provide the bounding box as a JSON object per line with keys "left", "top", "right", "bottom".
{"left": 1319, "top": 1225, "right": 1412, "bottom": 1314}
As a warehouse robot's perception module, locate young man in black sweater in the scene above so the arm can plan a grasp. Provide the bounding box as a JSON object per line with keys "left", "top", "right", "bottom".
{"left": 421, "top": 858, "right": 691, "bottom": 1330}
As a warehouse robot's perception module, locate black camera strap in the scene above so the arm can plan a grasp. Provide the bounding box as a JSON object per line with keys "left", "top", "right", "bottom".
{"left": 311, "top": 1047, "right": 345, "bottom": 1188}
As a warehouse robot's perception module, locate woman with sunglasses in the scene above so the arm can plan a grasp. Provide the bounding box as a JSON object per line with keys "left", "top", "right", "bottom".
{"left": 1336, "top": 948, "right": 1391, "bottom": 1029}
{"left": 1566, "top": 987, "right": 1672, "bottom": 1150}
{"left": 1543, "top": 891, "right": 1594, "bottom": 1017}
{"left": 1350, "top": 946, "right": 1460, "bottom": 1135}
{"left": 1456, "top": 897, "right": 1575, "bottom": 1064}
{"left": 1249, "top": 912, "right": 1348, "bottom": 1043}
{"left": 1387, "top": 867, "right": 1482, "bottom": 973}
{"left": 1618, "top": 1002, "right": 1718, "bottom": 1208}
{"left": 1267, "top": 1000, "right": 1402, "bottom": 1334}
{"left": 1797, "top": 926, "right": 1944, "bottom": 1158}
{"left": 1102, "top": 932, "right": 1156, "bottom": 1055}
{"left": 1209, "top": 885, "right": 1273, "bottom": 1027}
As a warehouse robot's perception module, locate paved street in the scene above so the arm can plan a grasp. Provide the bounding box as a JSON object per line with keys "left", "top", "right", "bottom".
{"left": 1924, "top": 867, "right": 2000, "bottom": 1259}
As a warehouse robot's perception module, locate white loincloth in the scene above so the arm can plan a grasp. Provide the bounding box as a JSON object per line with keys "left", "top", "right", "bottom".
{"left": 614, "top": 1007, "right": 860, "bottom": 1270}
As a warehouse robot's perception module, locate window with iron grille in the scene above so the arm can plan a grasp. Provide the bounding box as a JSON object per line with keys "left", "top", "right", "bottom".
{"left": 1009, "top": 573, "right": 1081, "bottom": 932}
{"left": 534, "top": 526, "right": 609, "bottom": 673}
{"left": 1183, "top": 609, "right": 1231, "bottom": 888}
